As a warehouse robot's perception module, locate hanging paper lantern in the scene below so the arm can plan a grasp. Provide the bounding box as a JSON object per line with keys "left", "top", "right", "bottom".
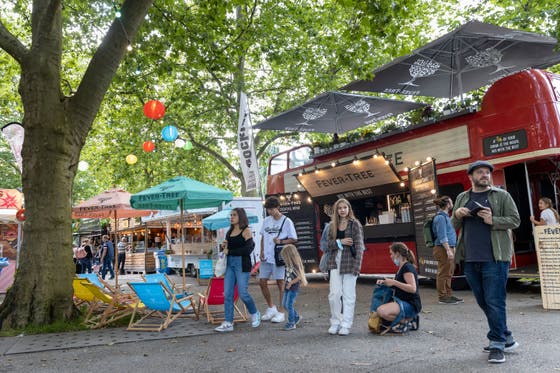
{"left": 161, "top": 125, "right": 179, "bottom": 142}
{"left": 143, "top": 140, "right": 155, "bottom": 152}
{"left": 126, "top": 154, "right": 138, "bottom": 164}
{"left": 78, "top": 161, "right": 89, "bottom": 171}
{"left": 16, "top": 208, "right": 26, "bottom": 222}
{"left": 184, "top": 140, "right": 193, "bottom": 150}
{"left": 143, "top": 100, "right": 166, "bottom": 120}
{"left": 174, "top": 138, "right": 186, "bottom": 148}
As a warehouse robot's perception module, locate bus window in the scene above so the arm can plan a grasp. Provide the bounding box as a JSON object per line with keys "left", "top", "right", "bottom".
{"left": 289, "top": 146, "right": 312, "bottom": 169}
{"left": 270, "top": 152, "right": 288, "bottom": 175}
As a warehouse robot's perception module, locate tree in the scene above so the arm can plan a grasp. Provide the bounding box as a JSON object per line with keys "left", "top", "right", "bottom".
{"left": 0, "top": 0, "right": 154, "bottom": 329}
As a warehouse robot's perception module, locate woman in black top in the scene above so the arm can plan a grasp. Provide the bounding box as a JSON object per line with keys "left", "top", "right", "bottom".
{"left": 375, "top": 242, "right": 422, "bottom": 332}
{"left": 214, "top": 208, "right": 261, "bottom": 333}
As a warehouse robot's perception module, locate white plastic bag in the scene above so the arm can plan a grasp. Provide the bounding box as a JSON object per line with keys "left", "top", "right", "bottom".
{"left": 214, "top": 252, "right": 227, "bottom": 277}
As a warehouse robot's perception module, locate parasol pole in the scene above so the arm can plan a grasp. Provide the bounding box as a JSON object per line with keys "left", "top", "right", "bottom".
{"left": 180, "top": 199, "right": 186, "bottom": 289}
{"left": 114, "top": 210, "right": 119, "bottom": 289}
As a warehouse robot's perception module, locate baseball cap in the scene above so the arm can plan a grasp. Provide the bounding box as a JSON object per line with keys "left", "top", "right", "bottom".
{"left": 467, "top": 160, "right": 494, "bottom": 174}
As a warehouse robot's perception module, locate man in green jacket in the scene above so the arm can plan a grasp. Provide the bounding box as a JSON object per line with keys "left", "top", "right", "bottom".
{"left": 451, "top": 160, "right": 520, "bottom": 364}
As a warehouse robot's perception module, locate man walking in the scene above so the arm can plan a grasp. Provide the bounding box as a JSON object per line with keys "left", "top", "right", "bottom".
{"left": 259, "top": 196, "right": 298, "bottom": 323}
{"left": 100, "top": 235, "right": 115, "bottom": 280}
{"left": 451, "top": 160, "right": 520, "bottom": 364}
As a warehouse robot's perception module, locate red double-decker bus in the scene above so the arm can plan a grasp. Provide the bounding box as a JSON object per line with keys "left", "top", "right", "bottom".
{"left": 265, "top": 69, "right": 560, "bottom": 280}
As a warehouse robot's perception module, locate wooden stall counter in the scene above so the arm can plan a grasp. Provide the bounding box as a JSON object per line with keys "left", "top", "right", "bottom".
{"left": 124, "top": 252, "right": 156, "bottom": 274}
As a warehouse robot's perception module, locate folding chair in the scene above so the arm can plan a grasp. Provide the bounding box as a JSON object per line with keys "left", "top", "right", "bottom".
{"left": 79, "top": 281, "right": 144, "bottom": 329}
{"left": 127, "top": 282, "right": 199, "bottom": 332}
{"left": 141, "top": 273, "right": 192, "bottom": 299}
{"left": 77, "top": 273, "right": 120, "bottom": 294}
{"left": 196, "top": 259, "right": 214, "bottom": 285}
{"left": 197, "top": 277, "right": 247, "bottom": 324}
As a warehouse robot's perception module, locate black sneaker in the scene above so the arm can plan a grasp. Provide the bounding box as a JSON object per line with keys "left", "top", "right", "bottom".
{"left": 483, "top": 341, "right": 519, "bottom": 353}
{"left": 438, "top": 296, "right": 459, "bottom": 305}
{"left": 449, "top": 295, "right": 464, "bottom": 303}
{"left": 488, "top": 348, "right": 506, "bottom": 363}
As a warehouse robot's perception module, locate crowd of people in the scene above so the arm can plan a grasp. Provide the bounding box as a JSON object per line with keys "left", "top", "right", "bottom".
{"left": 73, "top": 234, "right": 130, "bottom": 279}
{"left": 213, "top": 160, "right": 560, "bottom": 365}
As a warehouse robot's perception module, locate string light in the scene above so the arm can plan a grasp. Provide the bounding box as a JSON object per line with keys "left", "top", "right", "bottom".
{"left": 426, "top": 156, "right": 432, "bottom": 162}
{"left": 352, "top": 156, "right": 359, "bottom": 165}
{"left": 331, "top": 161, "right": 336, "bottom": 167}
{"left": 400, "top": 182, "right": 405, "bottom": 187}
{"left": 115, "top": 10, "right": 122, "bottom": 18}
{"left": 127, "top": 44, "right": 133, "bottom": 51}
{"left": 307, "top": 197, "right": 312, "bottom": 203}
{"left": 414, "top": 160, "right": 420, "bottom": 166}
{"left": 403, "top": 167, "right": 409, "bottom": 172}
{"left": 384, "top": 159, "right": 389, "bottom": 165}
{"left": 314, "top": 167, "right": 319, "bottom": 174}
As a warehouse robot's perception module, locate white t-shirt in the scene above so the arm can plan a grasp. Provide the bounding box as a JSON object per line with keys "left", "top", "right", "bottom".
{"left": 541, "top": 208, "right": 558, "bottom": 225}
{"left": 260, "top": 215, "right": 298, "bottom": 264}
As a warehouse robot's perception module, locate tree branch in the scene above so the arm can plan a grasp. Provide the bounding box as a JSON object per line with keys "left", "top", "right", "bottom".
{"left": 183, "top": 131, "right": 241, "bottom": 178}
{"left": 71, "top": 0, "right": 154, "bottom": 143}
{"left": 0, "top": 20, "right": 29, "bottom": 63}
{"left": 255, "top": 131, "right": 296, "bottom": 160}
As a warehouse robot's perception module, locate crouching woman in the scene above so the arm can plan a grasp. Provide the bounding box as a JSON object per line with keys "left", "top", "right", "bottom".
{"left": 374, "top": 242, "right": 422, "bottom": 333}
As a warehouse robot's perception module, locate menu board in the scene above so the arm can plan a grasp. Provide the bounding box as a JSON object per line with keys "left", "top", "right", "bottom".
{"left": 534, "top": 226, "right": 560, "bottom": 309}
{"left": 278, "top": 192, "right": 318, "bottom": 267}
{"left": 408, "top": 160, "right": 439, "bottom": 278}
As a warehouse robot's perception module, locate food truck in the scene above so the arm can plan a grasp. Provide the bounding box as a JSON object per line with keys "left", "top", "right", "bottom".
{"left": 265, "top": 69, "right": 560, "bottom": 279}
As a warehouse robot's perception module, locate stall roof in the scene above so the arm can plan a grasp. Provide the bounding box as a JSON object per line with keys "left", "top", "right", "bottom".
{"left": 0, "top": 209, "right": 18, "bottom": 224}
{"left": 141, "top": 207, "right": 218, "bottom": 223}
{"left": 296, "top": 155, "right": 402, "bottom": 198}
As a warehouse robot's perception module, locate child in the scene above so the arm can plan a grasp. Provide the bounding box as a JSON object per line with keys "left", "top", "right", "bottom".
{"left": 279, "top": 244, "right": 308, "bottom": 330}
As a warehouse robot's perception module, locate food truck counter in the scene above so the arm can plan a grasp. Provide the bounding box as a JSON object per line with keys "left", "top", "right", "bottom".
{"left": 363, "top": 222, "right": 415, "bottom": 241}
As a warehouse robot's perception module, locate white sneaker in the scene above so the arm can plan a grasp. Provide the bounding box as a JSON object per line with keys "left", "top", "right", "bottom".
{"left": 271, "top": 312, "right": 285, "bottom": 323}
{"left": 261, "top": 306, "right": 278, "bottom": 321}
{"left": 251, "top": 311, "right": 261, "bottom": 328}
{"left": 338, "top": 327, "right": 350, "bottom": 336}
{"left": 214, "top": 321, "right": 233, "bottom": 333}
{"left": 328, "top": 325, "right": 340, "bottom": 335}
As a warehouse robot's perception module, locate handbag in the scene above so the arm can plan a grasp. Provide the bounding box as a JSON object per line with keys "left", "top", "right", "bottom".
{"left": 273, "top": 217, "right": 287, "bottom": 267}
{"left": 368, "top": 284, "right": 395, "bottom": 334}
{"left": 318, "top": 251, "right": 329, "bottom": 273}
{"left": 214, "top": 252, "right": 227, "bottom": 277}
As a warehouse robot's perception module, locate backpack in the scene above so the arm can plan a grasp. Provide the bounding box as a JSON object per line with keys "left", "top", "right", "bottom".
{"left": 75, "top": 246, "right": 87, "bottom": 259}
{"left": 423, "top": 215, "right": 436, "bottom": 248}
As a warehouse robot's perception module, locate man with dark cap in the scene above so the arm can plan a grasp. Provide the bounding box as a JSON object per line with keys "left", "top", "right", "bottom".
{"left": 451, "top": 160, "right": 520, "bottom": 364}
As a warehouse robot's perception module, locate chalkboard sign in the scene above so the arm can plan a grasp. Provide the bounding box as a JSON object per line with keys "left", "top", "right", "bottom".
{"left": 409, "top": 160, "right": 439, "bottom": 278}
{"left": 278, "top": 192, "right": 318, "bottom": 267}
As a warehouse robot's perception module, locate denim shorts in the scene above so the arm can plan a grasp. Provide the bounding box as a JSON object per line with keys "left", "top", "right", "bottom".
{"left": 258, "top": 262, "right": 285, "bottom": 280}
{"left": 393, "top": 297, "right": 417, "bottom": 320}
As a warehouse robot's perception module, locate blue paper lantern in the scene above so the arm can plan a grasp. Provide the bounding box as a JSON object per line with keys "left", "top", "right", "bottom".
{"left": 161, "top": 125, "right": 179, "bottom": 142}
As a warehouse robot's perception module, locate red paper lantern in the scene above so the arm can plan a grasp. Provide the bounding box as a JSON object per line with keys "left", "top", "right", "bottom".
{"left": 143, "top": 100, "right": 166, "bottom": 120}
{"left": 16, "top": 208, "right": 26, "bottom": 222}
{"left": 143, "top": 140, "right": 155, "bottom": 152}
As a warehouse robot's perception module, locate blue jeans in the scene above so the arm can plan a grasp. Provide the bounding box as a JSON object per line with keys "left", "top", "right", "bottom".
{"left": 224, "top": 256, "right": 257, "bottom": 323}
{"left": 464, "top": 261, "right": 513, "bottom": 350}
{"left": 282, "top": 287, "right": 300, "bottom": 324}
{"left": 101, "top": 257, "right": 115, "bottom": 279}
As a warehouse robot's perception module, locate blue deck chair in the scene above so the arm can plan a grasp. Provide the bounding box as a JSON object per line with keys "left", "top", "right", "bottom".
{"left": 141, "top": 273, "right": 191, "bottom": 299}
{"left": 127, "top": 282, "right": 199, "bottom": 332}
{"left": 77, "top": 273, "right": 120, "bottom": 294}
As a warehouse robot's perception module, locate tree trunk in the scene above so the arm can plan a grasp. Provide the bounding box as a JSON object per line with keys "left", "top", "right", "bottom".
{"left": 0, "top": 0, "right": 154, "bottom": 330}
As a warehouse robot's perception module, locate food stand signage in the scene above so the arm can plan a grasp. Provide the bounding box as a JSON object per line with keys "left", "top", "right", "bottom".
{"left": 534, "top": 226, "right": 560, "bottom": 309}
{"left": 278, "top": 193, "right": 317, "bottom": 265}
{"left": 296, "top": 156, "right": 400, "bottom": 197}
{"left": 409, "top": 161, "right": 439, "bottom": 278}
{"left": 483, "top": 129, "right": 528, "bottom": 156}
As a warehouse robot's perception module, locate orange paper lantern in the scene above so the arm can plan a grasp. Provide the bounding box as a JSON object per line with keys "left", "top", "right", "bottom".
{"left": 143, "top": 100, "right": 165, "bottom": 120}
{"left": 143, "top": 140, "right": 155, "bottom": 152}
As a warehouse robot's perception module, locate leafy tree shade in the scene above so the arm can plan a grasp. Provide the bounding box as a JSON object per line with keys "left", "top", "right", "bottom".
{"left": 0, "top": 0, "right": 154, "bottom": 329}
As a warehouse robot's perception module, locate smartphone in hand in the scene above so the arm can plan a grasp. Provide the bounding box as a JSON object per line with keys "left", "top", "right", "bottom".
{"left": 470, "top": 201, "right": 486, "bottom": 216}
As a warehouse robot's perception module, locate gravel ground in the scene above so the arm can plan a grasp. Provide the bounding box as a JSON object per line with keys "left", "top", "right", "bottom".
{"left": 0, "top": 274, "right": 558, "bottom": 373}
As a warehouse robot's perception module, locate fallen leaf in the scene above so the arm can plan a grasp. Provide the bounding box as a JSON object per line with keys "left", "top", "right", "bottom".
{"left": 226, "top": 348, "right": 236, "bottom": 352}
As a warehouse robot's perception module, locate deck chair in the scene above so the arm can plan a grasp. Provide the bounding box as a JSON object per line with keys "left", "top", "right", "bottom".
{"left": 79, "top": 281, "right": 144, "bottom": 329}
{"left": 72, "top": 277, "right": 97, "bottom": 308}
{"left": 198, "top": 277, "right": 247, "bottom": 324}
{"left": 127, "top": 282, "right": 198, "bottom": 332}
{"left": 77, "top": 273, "right": 120, "bottom": 294}
{"left": 141, "top": 273, "right": 192, "bottom": 299}
{"left": 196, "top": 259, "right": 214, "bottom": 285}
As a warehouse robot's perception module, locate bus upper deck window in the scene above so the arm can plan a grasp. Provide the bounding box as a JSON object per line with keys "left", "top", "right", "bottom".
{"left": 270, "top": 153, "right": 288, "bottom": 175}
{"left": 289, "top": 147, "right": 312, "bottom": 169}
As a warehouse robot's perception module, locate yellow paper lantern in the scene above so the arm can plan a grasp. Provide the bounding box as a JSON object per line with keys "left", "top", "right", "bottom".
{"left": 126, "top": 154, "right": 138, "bottom": 165}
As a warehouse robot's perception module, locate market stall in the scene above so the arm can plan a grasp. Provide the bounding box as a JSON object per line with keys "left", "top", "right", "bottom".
{"left": 0, "top": 189, "right": 23, "bottom": 293}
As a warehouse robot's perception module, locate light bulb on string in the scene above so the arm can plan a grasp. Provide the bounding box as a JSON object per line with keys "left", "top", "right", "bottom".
{"left": 126, "top": 44, "right": 133, "bottom": 52}
{"left": 175, "top": 138, "right": 186, "bottom": 148}
{"left": 115, "top": 10, "right": 122, "bottom": 18}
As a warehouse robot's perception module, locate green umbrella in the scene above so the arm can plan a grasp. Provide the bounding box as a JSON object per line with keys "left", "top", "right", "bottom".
{"left": 130, "top": 177, "right": 233, "bottom": 287}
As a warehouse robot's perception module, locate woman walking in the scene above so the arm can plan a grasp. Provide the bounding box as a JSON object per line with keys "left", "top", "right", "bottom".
{"left": 325, "top": 198, "right": 365, "bottom": 336}
{"left": 214, "top": 208, "right": 261, "bottom": 332}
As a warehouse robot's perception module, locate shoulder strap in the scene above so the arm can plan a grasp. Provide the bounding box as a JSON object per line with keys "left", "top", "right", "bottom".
{"left": 276, "top": 217, "right": 287, "bottom": 238}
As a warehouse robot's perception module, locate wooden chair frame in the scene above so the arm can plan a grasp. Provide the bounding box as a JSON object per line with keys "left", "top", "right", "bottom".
{"left": 197, "top": 277, "right": 247, "bottom": 324}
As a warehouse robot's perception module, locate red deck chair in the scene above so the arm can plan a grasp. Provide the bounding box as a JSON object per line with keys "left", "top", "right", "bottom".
{"left": 198, "top": 277, "right": 247, "bottom": 324}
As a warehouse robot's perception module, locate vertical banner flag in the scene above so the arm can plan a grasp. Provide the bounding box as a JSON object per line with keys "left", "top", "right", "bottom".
{"left": 237, "top": 92, "right": 260, "bottom": 192}
{"left": 1, "top": 122, "right": 24, "bottom": 172}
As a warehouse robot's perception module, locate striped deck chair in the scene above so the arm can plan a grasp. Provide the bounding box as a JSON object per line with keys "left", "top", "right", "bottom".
{"left": 79, "top": 281, "right": 144, "bottom": 329}
{"left": 141, "top": 273, "right": 192, "bottom": 299}
{"left": 127, "top": 282, "right": 199, "bottom": 332}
